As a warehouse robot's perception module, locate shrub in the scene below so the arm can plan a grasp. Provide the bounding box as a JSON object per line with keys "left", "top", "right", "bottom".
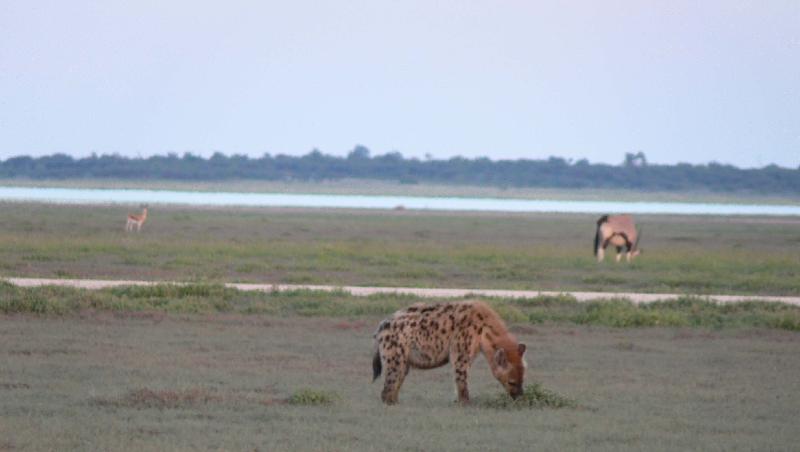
{"left": 287, "top": 388, "right": 340, "bottom": 406}
{"left": 475, "top": 383, "right": 577, "bottom": 409}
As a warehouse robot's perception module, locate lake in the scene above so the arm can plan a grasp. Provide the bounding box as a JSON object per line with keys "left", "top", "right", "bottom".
{"left": 1, "top": 186, "right": 799, "bottom": 216}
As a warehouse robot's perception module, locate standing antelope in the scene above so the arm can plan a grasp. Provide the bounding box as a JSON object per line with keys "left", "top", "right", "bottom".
{"left": 594, "top": 214, "right": 642, "bottom": 262}
{"left": 125, "top": 206, "right": 148, "bottom": 232}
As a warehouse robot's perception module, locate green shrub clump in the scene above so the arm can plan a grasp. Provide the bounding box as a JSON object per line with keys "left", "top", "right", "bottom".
{"left": 287, "top": 388, "right": 340, "bottom": 406}
{"left": 475, "top": 383, "right": 577, "bottom": 410}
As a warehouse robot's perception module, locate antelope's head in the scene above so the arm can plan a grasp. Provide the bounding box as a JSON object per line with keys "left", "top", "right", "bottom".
{"left": 490, "top": 343, "right": 527, "bottom": 399}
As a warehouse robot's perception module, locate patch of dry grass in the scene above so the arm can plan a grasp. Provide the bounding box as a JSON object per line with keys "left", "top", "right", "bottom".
{"left": 92, "top": 388, "right": 224, "bottom": 410}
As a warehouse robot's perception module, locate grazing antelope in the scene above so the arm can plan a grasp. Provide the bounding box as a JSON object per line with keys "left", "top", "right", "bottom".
{"left": 373, "top": 301, "right": 527, "bottom": 404}
{"left": 125, "top": 206, "right": 148, "bottom": 232}
{"left": 594, "top": 214, "right": 642, "bottom": 262}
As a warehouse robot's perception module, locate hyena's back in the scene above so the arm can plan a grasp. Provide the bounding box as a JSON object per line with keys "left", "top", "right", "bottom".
{"left": 373, "top": 302, "right": 490, "bottom": 377}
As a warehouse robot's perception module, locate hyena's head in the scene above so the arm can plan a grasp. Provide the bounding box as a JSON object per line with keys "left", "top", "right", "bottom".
{"left": 491, "top": 343, "right": 527, "bottom": 399}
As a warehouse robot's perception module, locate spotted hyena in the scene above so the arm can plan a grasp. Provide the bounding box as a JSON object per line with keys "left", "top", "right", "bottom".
{"left": 372, "top": 301, "right": 527, "bottom": 404}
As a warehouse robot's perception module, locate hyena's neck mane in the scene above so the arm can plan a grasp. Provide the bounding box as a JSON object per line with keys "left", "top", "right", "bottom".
{"left": 471, "top": 301, "right": 518, "bottom": 351}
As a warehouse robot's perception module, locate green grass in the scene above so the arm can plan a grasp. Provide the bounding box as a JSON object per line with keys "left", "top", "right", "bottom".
{"left": 287, "top": 389, "right": 341, "bottom": 406}
{"left": 2, "top": 282, "right": 799, "bottom": 331}
{"left": 1, "top": 203, "right": 799, "bottom": 295}
{"left": 1, "top": 313, "right": 798, "bottom": 451}
{"left": 474, "top": 383, "right": 578, "bottom": 409}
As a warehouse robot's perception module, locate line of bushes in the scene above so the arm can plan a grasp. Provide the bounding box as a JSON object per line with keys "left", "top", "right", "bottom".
{"left": 1, "top": 282, "right": 798, "bottom": 331}
{"left": 2, "top": 150, "right": 799, "bottom": 194}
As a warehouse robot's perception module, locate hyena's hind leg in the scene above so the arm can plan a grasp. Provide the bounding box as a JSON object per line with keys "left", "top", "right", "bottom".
{"left": 375, "top": 332, "right": 409, "bottom": 405}
{"left": 380, "top": 353, "right": 409, "bottom": 405}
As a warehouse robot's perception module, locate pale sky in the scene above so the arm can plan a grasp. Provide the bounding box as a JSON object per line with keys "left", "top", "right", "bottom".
{"left": 1, "top": 1, "right": 798, "bottom": 167}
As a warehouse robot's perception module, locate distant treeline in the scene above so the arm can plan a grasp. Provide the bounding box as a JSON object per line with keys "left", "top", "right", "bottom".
{"left": 1, "top": 148, "right": 798, "bottom": 194}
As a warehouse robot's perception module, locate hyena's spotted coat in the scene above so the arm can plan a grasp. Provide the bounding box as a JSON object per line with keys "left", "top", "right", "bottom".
{"left": 372, "top": 301, "right": 527, "bottom": 404}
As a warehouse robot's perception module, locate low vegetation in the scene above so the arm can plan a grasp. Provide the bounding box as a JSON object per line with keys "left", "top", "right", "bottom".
{"left": 474, "top": 383, "right": 578, "bottom": 410}
{"left": 2, "top": 282, "right": 799, "bottom": 331}
{"left": 287, "top": 389, "right": 341, "bottom": 406}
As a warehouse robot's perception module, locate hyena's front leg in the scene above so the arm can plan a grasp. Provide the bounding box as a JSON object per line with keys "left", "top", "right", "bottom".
{"left": 450, "top": 347, "right": 474, "bottom": 404}
{"left": 451, "top": 332, "right": 482, "bottom": 404}
{"left": 453, "top": 364, "right": 470, "bottom": 403}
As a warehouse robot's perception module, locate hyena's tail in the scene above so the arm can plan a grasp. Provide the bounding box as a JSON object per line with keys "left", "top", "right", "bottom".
{"left": 372, "top": 349, "right": 382, "bottom": 382}
{"left": 372, "top": 319, "right": 390, "bottom": 382}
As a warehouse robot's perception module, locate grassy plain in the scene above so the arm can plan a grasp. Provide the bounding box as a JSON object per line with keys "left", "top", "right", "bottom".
{"left": 1, "top": 311, "right": 798, "bottom": 451}
{"left": 1, "top": 202, "right": 799, "bottom": 295}
{"left": 2, "top": 200, "right": 800, "bottom": 450}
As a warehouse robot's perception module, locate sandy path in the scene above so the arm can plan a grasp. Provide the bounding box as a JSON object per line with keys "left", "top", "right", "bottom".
{"left": 5, "top": 277, "right": 800, "bottom": 306}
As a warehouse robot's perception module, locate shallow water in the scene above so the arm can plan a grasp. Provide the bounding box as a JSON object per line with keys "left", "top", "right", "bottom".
{"left": 1, "top": 186, "right": 799, "bottom": 216}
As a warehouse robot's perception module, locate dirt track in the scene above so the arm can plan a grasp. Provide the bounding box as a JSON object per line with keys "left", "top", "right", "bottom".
{"left": 5, "top": 277, "right": 800, "bottom": 306}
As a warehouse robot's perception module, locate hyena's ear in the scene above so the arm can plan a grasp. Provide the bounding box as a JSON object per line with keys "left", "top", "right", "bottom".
{"left": 494, "top": 348, "right": 508, "bottom": 367}
{"left": 518, "top": 343, "right": 527, "bottom": 356}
